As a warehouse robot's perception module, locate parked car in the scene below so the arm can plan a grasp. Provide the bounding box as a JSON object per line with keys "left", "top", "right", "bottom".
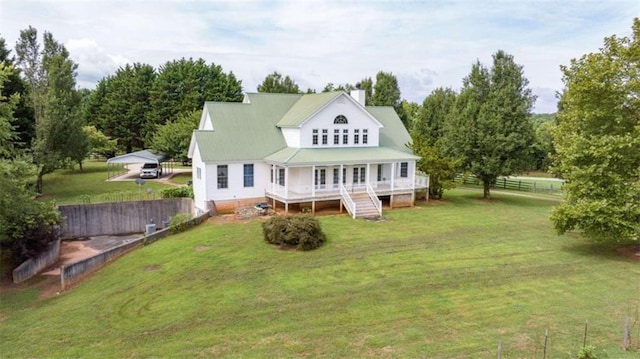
{"left": 140, "top": 163, "right": 163, "bottom": 178}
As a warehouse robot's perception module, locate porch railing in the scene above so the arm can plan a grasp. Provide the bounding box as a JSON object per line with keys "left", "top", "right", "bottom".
{"left": 366, "top": 183, "right": 382, "bottom": 216}
{"left": 340, "top": 184, "right": 356, "bottom": 219}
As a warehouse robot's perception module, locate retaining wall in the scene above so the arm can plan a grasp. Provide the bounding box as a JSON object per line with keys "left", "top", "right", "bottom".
{"left": 59, "top": 198, "right": 193, "bottom": 239}
{"left": 60, "top": 211, "right": 211, "bottom": 290}
{"left": 12, "top": 239, "right": 61, "bottom": 283}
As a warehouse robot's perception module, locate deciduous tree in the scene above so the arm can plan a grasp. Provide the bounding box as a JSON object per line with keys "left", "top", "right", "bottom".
{"left": 0, "top": 65, "right": 61, "bottom": 263}
{"left": 551, "top": 19, "right": 640, "bottom": 242}
{"left": 257, "top": 71, "right": 301, "bottom": 94}
{"left": 411, "top": 87, "right": 458, "bottom": 199}
{"left": 445, "top": 51, "right": 535, "bottom": 199}
{"left": 15, "top": 27, "right": 86, "bottom": 191}
{"left": 151, "top": 109, "right": 200, "bottom": 162}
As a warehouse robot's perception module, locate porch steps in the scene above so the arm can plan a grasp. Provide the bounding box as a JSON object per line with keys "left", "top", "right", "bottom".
{"left": 350, "top": 193, "right": 381, "bottom": 219}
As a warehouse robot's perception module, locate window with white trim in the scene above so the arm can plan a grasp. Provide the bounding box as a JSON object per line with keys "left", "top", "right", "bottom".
{"left": 333, "top": 129, "right": 339, "bottom": 145}
{"left": 217, "top": 165, "right": 228, "bottom": 189}
{"left": 343, "top": 129, "right": 348, "bottom": 144}
{"left": 196, "top": 167, "right": 201, "bottom": 179}
{"left": 243, "top": 164, "right": 254, "bottom": 187}
{"left": 278, "top": 168, "right": 285, "bottom": 185}
{"left": 322, "top": 129, "right": 328, "bottom": 145}
{"left": 400, "top": 162, "right": 408, "bottom": 178}
{"left": 354, "top": 129, "right": 360, "bottom": 145}
{"left": 363, "top": 129, "right": 368, "bottom": 144}
{"left": 312, "top": 129, "right": 318, "bottom": 145}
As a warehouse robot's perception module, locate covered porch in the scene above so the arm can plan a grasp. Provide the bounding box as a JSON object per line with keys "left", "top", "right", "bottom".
{"left": 264, "top": 162, "right": 429, "bottom": 216}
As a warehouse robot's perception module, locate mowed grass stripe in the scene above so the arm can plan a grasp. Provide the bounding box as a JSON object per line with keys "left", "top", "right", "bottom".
{"left": 1, "top": 189, "right": 638, "bottom": 358}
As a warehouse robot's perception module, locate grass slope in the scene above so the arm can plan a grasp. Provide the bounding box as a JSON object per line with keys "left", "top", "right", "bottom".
{"left": 1, "top": 190, "right": 638, "bottom": 358}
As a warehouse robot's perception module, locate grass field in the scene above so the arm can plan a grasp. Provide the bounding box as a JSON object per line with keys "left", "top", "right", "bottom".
{"left": 40, "top": 160, "right": 175, "bottom": 204}
{"left": 1, "top": 190, "right": 639, "bottom": 358}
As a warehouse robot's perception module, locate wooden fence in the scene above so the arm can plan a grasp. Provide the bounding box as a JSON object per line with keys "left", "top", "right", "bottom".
{"left": 454, "top": 175, "right": 564, "bottom": 194}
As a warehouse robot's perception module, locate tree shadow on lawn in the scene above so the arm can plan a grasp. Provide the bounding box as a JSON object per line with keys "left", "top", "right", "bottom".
{"left": 451, "top": 191, "right": 557, "bottom": 208}
{"left": 562, "top": 238, "right": 640, "bottom": 264}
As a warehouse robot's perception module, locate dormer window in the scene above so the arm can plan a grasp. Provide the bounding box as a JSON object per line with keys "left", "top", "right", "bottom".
{"left": 334, "top": 115, "right": 348, "bottom": 124}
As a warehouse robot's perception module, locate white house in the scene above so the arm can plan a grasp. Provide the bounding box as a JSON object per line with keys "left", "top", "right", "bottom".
{"left": 188, "top": 90, "right": 428, "bottom": 218}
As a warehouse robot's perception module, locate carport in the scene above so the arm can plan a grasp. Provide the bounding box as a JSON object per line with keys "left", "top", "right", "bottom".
{"left": 106, "top": 150, "right": 173, "bottom": 179}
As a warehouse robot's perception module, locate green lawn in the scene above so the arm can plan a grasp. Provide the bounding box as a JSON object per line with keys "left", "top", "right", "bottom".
{"left": 1, "top": 189, "right": 638, "bottom": 358}
{"left": 40, "top": 160, "right": 175, "bottom": 205}
{"left": 169, "top": 172, "right": 193, "bottom": 185}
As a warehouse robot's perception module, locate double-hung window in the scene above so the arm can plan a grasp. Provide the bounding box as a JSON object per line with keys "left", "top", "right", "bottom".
{"left": 354, "top": 129, "right": 360, "bottom": 145}
{"left": 217, "top": 165, "right": 228, "bottom": 189}
{"left": 343, "top": 129, "right": 348, "bottom": 144}
{"left": 312, "top": 129, "right": 318, "bottom": 145}
{"left": 243, "top": 164, "right": 254, "bottom": 187}
{"left": 363, "top": 129, "right": 368, "bottom": 144}
{"left": 322, "top": 129, "right": 328, "bottom": 145}
{"left": 333, "top": 129, "right": 340, "bottom": 145}
{"left": 400, "top": 162, "right": 408, "bottom": 178}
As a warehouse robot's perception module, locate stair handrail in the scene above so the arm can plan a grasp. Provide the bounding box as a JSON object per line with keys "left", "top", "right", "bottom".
{"left": 340, "top": 184, "right": 357, "bottom": 219}
{"left": 366, "top": 183, "right": 382, "bottom": 216}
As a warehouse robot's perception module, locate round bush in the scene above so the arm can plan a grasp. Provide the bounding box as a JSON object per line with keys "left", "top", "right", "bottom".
{"left": 262, "top": 214, "right": 326, "bottom": 251}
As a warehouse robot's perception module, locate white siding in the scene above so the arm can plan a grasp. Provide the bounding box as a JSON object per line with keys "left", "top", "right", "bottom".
{"left": 299, "top": 95, "right": 380, "bottom": 148}
{"left": 281, "top": 128, "right": 301, "bottom": 148}
{"left": 202, "top": 112, "right": 213, "bottom": 130}
{"left": 200, "top": 162, "right": 271, "bottom": 202}
{"left": 191, "top": 143, "right": 209, "bottom": 212}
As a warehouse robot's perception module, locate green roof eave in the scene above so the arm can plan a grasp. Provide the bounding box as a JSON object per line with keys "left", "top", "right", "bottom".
{"left": 264, "top": 147, "right": 419, "bottom": 166}
{"left": 277, "top": 92, "right": 343, "bottom": 127}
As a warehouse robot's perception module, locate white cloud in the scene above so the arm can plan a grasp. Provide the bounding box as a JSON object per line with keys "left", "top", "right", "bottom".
{"left": 65, "top": 38, "right": 130, "bottom": 88}
{"left": 2, "top": 0, "right": 638, "bottom": 112}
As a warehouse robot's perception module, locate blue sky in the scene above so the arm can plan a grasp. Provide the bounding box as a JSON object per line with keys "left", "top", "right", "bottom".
{"left": 1, "top": 0, "right": 638, "bottom": 113}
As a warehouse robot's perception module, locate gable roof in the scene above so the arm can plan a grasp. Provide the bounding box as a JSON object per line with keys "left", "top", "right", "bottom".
{"left": 191, "top": 93, "right": 300, "bottom": 162}
{"left": 107, "top": 150, "right": 166, "bottom": 164}
{"left": 276, "top": 92, "right": 342, "bottom": 128}
{"left": 190, "top": 92, "right": 415, "bottom": 163}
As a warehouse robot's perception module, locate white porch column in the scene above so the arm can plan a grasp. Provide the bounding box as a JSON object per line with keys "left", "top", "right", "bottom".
{"left": 411, "top": 161, "right": 416, "bottom": 190}
{"left": 366, "top": 163, "right": 370, "bottom": 186}
{"left": 311, "top": 165, "right": 316, "bottom": 198}
{"left": 271, "top": 164, "right": 275, "bottom": 193}
{"left": 391, "top": 162, "right": 396, "bottom": 191}
{"left": 284, "top": 167, "right": 289, "bottom": 198}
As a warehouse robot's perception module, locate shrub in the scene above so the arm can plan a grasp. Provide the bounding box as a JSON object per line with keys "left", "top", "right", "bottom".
{"left": 169, "top": 213, "right": 194, "bottom": 234}
{"left": 262, "top": 214, "right": 326, "bottom": 251}
{"left": 577, "top": 345, "right": 597, "bottom": 359}
{"left": 161, "top": 186, "right": 193, "bottom": 199}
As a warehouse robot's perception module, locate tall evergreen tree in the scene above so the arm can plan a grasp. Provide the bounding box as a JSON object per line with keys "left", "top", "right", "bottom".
{"left": 151, "top": 58, "right": 242, "bottom": 126}
{"left": 445, "top": 51, "right": 535, "bottom": 199}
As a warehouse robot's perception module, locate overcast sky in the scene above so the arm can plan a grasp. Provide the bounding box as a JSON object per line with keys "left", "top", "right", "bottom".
{"left": 1, "top": 0, "right": 638, "bottom": 113}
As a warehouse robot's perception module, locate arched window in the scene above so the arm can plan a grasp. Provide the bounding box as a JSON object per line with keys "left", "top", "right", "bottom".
{"left": 334, "top": 115, "right": 348, "bottom": 124}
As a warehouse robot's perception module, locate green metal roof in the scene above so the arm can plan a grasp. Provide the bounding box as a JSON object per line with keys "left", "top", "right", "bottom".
{"left": 194, "top": 93, "right": 300, "bottom": 162}
{"left": 366, "top": 106, "right": 413, "bottom": 151}
{"left": 192, "top": 92, "right": 417, "bottom": 164}
{"left": 277, "top": 92, "right": 343, "bottom": 127}
{"left": 264, "top": 147, "right": 419, "bottom": 166}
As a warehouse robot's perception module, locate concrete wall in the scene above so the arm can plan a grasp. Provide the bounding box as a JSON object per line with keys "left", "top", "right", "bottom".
{"left": 59, "top": 198, "right": 193, "bottom": 239}
{"left": 61, "top": 211, "right": 211, "bottom": 290}
{"left": 12, "top": 239, "right": 61, "bottom": 283}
